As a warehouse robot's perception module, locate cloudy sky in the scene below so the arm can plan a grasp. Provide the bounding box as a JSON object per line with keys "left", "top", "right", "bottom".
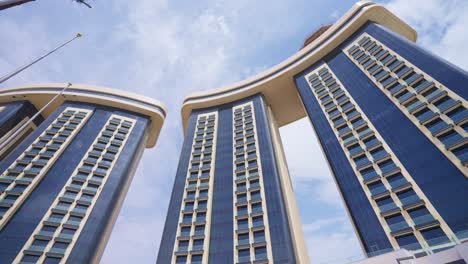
{"left": 1, "top": 0, "right": 468, "bottom": 263}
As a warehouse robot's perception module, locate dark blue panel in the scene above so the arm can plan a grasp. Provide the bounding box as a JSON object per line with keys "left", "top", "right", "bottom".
{"left": 67, "top": 110, "right": 150, "bottom": 263}
{"left": 0, "top": 101, "right": 42, "bottom": 136}
{"left": 367, "top": 23, "right": 468, "bottom": 99}
{"left": 0, "top": 101, "right": 152, "bottom": 263}
{"left": 326, "top": 25, "right": 468, "bottom": 236}
{"left": 294, "top": 73, "right": 392, "bottom": 255}
{"left": 157, "top": 113, "right": 198, "bottom": 263}
{"left": 0, "top": 101, "right": 43, "bottom": 161}
{"left": 253, "top": 95, "right": 296, "bottom": 263}
{"left": 208, "top": 106, "right": 234, "bottom": 263}
{"left": 158, "top": 94, "right": 296, "bottom": 263}
{"left": 0, "top": 102, "right": 98, "bottom": 262}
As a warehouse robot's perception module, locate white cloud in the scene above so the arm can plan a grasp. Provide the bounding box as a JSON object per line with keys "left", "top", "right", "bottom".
{"left": 384, "top": 0, "right": 468, "bottom": 69}
{"left": 1, "top": 0, "right": 467, "bottom": 263}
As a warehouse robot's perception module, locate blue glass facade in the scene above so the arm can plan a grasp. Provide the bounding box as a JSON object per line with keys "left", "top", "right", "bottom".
{"left": 295, "top": 22, "right": 468, "bottom": 255}
{"left": 0, "top": 101, "right": 151, "bottom": 263}
{"left": 0, "top": 101, "right": 44, "bottom": 159}
{"left": 157, "top": 94, "right": 296, "bottom": 263}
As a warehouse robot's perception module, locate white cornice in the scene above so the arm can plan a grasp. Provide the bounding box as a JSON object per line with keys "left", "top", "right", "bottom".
{"left": 181, "top": 1, "right": 417, "bottom": 133}
{"left": 0, "top": 83, "right": 166, "bottom": 148}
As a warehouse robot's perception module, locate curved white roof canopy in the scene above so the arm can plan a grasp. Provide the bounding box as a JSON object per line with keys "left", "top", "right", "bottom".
{"left": 181, "top": 1, "right": 417, "bottom": 132}
{"left": 0, "top": 83, "right": 167, "bottom": 148}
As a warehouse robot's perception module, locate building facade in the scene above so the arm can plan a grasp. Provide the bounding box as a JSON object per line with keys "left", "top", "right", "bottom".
{"left": 170, "top": 1, "right": 468, "bottom": 262}
{"left": 295, "top": 22, "right": 468, "bottom": 257}
{"left": 0, "top": 83, "right": 166, "bottom": 264}
{"left": 157, "top": 95, "right": 309, "bottom": 263}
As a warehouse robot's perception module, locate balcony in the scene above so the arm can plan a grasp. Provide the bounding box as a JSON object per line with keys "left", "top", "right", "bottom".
{"left": 237, "top": 223, "right": 249, "bottom": 230}
{"left": 254, "top": 253, "right": 268, "bottom": 262}
{"left": 253, "top": 236, "right": 266, "bottom": 245}
{"left": 349, "top": 146, "right": 364, "bottom": 157}
{"left": 380, "top": 163, "right": 400, "bottom": 176}
{"left": 413, "top": 80, "right": 434, "bottom": 94}
{"left": 398, "top": 92, "right": 416, "bottom": 105}
{"left": 406, "top": 100, "right": 426, "bottom": 113}
{"left": 416, "top": 109, "right": 437, "bottom": 124}
{"left": 251, "top": 207, "right": 263, "bottom": 215}
{"left": 389, "top": 221, "right": 411, "bottom": 235}
{"left": 355, "top": 158, "right": 372, "bottom": 170}
{"left": 427, "top": 121, "right": 451, "bottom": 136}
{"left": 425, "top": 89, "right": 446, "bottom": 102}
{"left": 404, "top": 73, "right": 423, "bottom": 86}
{"left": 191, "top": 245, "right": 204, "bottom": 252}
{"left": 351, "top": 119, "right": 366, "bottom": 130}
{"left": 252, "top": 221, "right": 264, "bottom": 229}
{"left": 379, "top": 202, "right": 399, "bottom": 214}
{"left": 449, "top": 109, "right": 468, "bottom": 124}
{"left": 338, "top": 126, "right": 352, "bottom": 137}
{"left": 237, "top": 238, "right": 250, "bottom": 247}
{"left": 358, "top": 128, "right": 373, "bottom": 139}
{"left": 175, "top": 246, "right": 189, "bottom": 254}
{"left": 412, "top": 214, "right": 438, "bottom": 229}
{"left": 237, "top": 210, "right": 249, "bottom": 217}
{"left": 362, "top": 170, "right": 380, "bottom": 183}
{"left": 369, "top": 185, "right": 388, "bottom": 197}
{"left": 64, "top": 220, "right": 81, "bottom": 228}
{"left": 25, "top": 245, "right": 45, "bottom": 255}
{"left": 374, "top": 70, "right": 389, "bottom": 81}
{"left": 36, "top": 231, "right": 55, "bottom": 239}
{"left": 371, "top": 150, "right": 390, "bottom": 162}
{"left": 388, "top": 84, "right": 405, "bottom": 98}
{"left": 238, "top": 256, "right": 251, "bottom": 264}
{"left": 400, "top": 195, "right": 423, "bottom": 209}
{"left": 45, "top": 217, "right": 63, "bottom": 226}
{"left": 388, "top": 178, "right": 409, "bottom": 190}
{"left": 436, "top": 98, "right": 460, "bottom": 113}
{"left": 343, "top": 136, "right": 358, "bottom": 146}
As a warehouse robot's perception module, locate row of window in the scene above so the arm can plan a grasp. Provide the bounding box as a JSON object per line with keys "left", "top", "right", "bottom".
{"left": 174, "top": 114, "right": 217, "bottom": 262}
{"left": 17, "top": 116, "right": 133, "bottom": 264}
{"left": 233, "top": 104, "right": 270, "bottom": 264}
{"left": 0, "top": 109, "right": 91, "bottom": 230}
{"left": 307, "top": 65, "right": 451, "bottom": 255}
{"left": 347, "top": 34, "right": 468, "bottom": 171}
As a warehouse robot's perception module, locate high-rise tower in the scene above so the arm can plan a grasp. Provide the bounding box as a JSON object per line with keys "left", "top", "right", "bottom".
{"left": 157, "top": 94, "right": 309, "bottom": 263}
{"left": 158, "top": 1, "right": 467, "bottom": 263}
{"left": 0, "top": 83, "right": 166, "bottom": 264}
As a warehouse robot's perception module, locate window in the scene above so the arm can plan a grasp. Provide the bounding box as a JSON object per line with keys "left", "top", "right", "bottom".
{"left": 407, "top": 206, "right": 434, "bottom": 226}
{"left": 255, "top": 246, "right": 267, "bottom": 260}
{"left": 420, "top": 227, "right": 450, "bottom": 246}
{"left": 32, "top": 239, "right": 49, "bottom": 247}
{"left": 237, "top": 218, "right": 248, "bottom": 229}
{"left": 252, "top": 216, "right": 263, "bottom": 227}
{"left": 367, "top": 181, "right": 387, "bottom": 196}
{"left": 182, "top": 214, "right": 192, "bottom": 223}
{"left": 184, "top": 202, "right": 194, "bottom": 211}
{"left": 385, "top": 213, "right": 408, "bottom": 232}
{"left": 237, "top": 205, "right": 248, "bottom": 216}
{"left": 396, "top": 233, "right": 421, "bottom": 250}
{"left": 194, "top": 225, "right": 204, "bottom": 235}
{"left": 386, "top": 173, "right": 407, "bottom": 189}
{"left": 196, "top": 212, "right": 206, "bottom": 222}
{"left": 176, "top": 256, "right": 187, "bottom": 264}
{"left": 21, "top": 255, "right": 40, "bottom": 263}
{"left": 251, "top": 202, "right": 262, "bottom": 214}
{"left": 178, "top": 240, "right": 189, "bottom": 249}
{"left": 197, "top": 200, "right": 207, "bottom": 210}
{"left": 238, "top": 233, "right": 249, "bottom": 244}
{"left": 238, "top": 248, "right": 250, "bottom": 262}
{"left": 191, "top": 254, "right": 203, "bottom": 263}
{"left": 253, "top": 230, "right": 265, "bottom": 242}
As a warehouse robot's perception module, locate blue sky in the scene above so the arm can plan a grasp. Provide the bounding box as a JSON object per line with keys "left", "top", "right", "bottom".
{"left": 1, "top": 0, "right": 468, "bottom": 263}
